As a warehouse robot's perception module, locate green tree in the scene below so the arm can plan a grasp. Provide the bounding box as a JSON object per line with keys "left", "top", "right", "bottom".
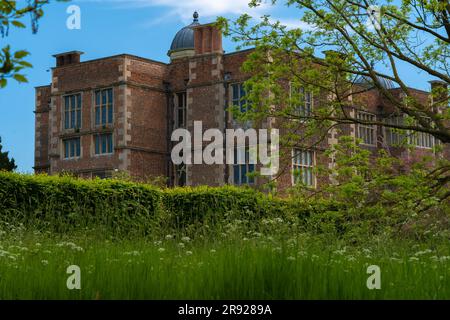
{"left": 0, "top": 136, "right": 16, "bottom": 171}
{"left": 0, "top": 0, "right": 68, "bottom": 88}
{"left": 218, "top": 0, "right": 449, "bottom": 198}
{"left": 295, "top": 136, "right": 449, "bottom": 241}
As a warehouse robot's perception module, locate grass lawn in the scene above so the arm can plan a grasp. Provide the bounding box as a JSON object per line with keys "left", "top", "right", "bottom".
{"left": 1, "top": 232, "right": 449, "bottom": 300}
{"left": 1, "top": 173, "right": 449, "bottom": 300}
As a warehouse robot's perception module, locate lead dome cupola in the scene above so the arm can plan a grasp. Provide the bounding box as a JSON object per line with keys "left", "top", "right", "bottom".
{"left": 168, "top": 12, "right": 200, "bottom": 59}
{"left": 355, "top": 75, "right": 396, "bottom": 89}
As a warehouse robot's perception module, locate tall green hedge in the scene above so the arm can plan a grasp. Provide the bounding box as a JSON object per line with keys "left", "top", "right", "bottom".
{"left": 162, "top": 186, "right": 266, "bottom": 225}
{"left": 0, "top": 172, "right": 299, "bottom": 235}
{"left": 0, "top": 172, "right": 161, "bottom": 234}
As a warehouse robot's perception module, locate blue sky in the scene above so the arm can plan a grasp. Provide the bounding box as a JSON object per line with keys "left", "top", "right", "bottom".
{"left": 0, "top": 0, "right": 434, "bottom": 172}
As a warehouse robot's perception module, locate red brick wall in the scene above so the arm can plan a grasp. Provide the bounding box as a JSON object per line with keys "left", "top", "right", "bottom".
{"left": 127, "top": 84, "right": 168, "bottom": 179}
{"left": 167, "top": 59, "right": 190, "bottom": 92}
{"left": 186, "top": 52, "right": 225, "bottom": 186}
{"left": 35, "top": 86, "right": 51, "bottom": 173}
{"left": 52, "top": 57, "right": 123, "bottom": 93}
{"left": 128, "top": 58, "right": 167, "bottom": 87}
{"left": 129, "top": 151, "right": 167, "bottom": 182}
{"left": 37, "top": 54, "right": 172, "bottom": 179}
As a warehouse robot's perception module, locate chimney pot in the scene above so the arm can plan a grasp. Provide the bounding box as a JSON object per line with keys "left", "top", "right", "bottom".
{"left": 52, "top": 51, "right": 84, "bottom": 67}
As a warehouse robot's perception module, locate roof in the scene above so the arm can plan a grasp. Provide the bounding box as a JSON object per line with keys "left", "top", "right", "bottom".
{"left": 355, "top": 75, "right": 396, "bottom": 89}
{"left": 52, "top": 51, "right": 84, "bottom": 57}
{"left": 168, "top": 12, "right": 200, "bottom": 54}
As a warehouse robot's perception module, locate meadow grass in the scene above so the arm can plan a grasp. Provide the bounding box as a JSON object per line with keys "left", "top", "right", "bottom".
{"left": 1, "top": 173, "right": 449, "bottom": 300}
{"left": 0, "top": 231, "right": 449, "bottom": 300}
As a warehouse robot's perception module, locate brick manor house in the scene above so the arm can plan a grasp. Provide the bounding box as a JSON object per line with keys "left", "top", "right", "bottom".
{"left": 34, "top": 12, "right": 448, "bottom": 191}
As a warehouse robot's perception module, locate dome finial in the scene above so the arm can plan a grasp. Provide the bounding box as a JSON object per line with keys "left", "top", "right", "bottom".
{"left": 193, "top": 11, "right": 199, "bottom": 22}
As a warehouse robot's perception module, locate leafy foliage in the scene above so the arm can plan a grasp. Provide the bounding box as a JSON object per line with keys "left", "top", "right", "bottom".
{"left": 0, "top": 0, "right": 69, "bottom": 87}
{"left": 289, "top": 136, "right": 450, "bottom": 242}
{"left": 0, "top": 172, "right": 296, "bottom": 237}
{"left": 0, "top": 172, "right": 161, "bottom": 236}
{"left": 0, "top": 169, "right": 448, "bottom": 242}
{"left": 216, "top": 0, "right": 450, "bottom": 207}
{"left": 0, "top": 136, "right": 16, "bottom": 171}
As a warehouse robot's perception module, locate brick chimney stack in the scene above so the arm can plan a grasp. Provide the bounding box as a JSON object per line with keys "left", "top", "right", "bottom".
{"left": 53, "top": 51, "right": 84, "bottom": 67}
{"left": 193, "top": 23, "right": 223, "bottom": 55}
{"left": 429, "top": 80, "right": 448, "bottom": 92}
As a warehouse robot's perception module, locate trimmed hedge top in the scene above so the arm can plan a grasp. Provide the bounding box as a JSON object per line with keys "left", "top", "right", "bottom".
{"left": 0, "top": 172, "right": 301, "bottom": 234}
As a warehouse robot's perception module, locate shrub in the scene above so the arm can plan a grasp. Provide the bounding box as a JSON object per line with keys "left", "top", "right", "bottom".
{"left": 0, "top": 172, "right": 298, "bottom": 236}
{"left": 0, "top": 172, "right": 161, "bottom": 235}
{"left": 162, "top": 186, "right": 266, "bottom": 224}
{"left": 1, "top": 167, "right": 446, "bottom": 242}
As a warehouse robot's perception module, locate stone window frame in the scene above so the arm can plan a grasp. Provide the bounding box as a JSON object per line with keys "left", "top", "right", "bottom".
{"left": 383, "top": 114, "right": 436, "bottom": 149}
{"left": 93, "top": 133, "right": 114, "bottom": 156}
{"left": 232, "top": 146, "right": 256, "bottom": 186}
{"left": 291, "top": 148, "right": 316, "bottom": 188}
{"left": 229, "top": 81, "right": 253, "bottom": 129}
{"left": 93, "top": 87, "right": 114, "bottom": 127}
{"left": 408, "top": 116, "right": 436, "bottom": 150}
{"left": 384, "top": 115, "right": 407, "bottom": 146}
{"left": 411, "top": 129, "right": 435, "bottom": 149}
{"left": 62, "top": 137, "right": 81, "bottom": 160}
{"left": 289, "top": 82, "right": 314, "bottom": 120}
{"left": 231, "top": 82, "right": 249, "bottom": 113}
{"left": 175, "top": 91, "right": 187, "bottom": 129}
{"left": 62, "top": 93, "right": 82, "bottom": 131}
{"left": 356, "top": 110, "right": 377, "bottom": 146}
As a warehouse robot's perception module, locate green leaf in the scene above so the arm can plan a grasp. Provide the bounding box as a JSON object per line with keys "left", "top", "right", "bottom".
{"left": 14, "top": 50, "right": 29, "bottom": 59}
{"left": 13, "top": 74, "right": 28, "bottom": 83}
{"left": 0, "top": 78, "right": 7, "bottom": 88}
{"left": 11, "top": 21, "right": 26, "bottom": 28}
{"left": 17, "top": 61, "right": 33, "bottom": 68}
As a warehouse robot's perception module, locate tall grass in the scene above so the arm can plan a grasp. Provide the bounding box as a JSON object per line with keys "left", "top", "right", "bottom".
{"left": 0, "top": 232, "right": 449, "bottom": 300}
{"left": 1, "top": 172, "right": 449, "bottom": 299}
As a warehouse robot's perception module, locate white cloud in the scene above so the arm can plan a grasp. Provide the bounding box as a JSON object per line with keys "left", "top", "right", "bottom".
{"left": 88, "top": 0, "right": 268, "bottom": 23}
{"left": 78, "top": 0, "right": 312, "bottom": 30}
{"left": 151, "top": 0, "right": 263, "bottom": 20}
